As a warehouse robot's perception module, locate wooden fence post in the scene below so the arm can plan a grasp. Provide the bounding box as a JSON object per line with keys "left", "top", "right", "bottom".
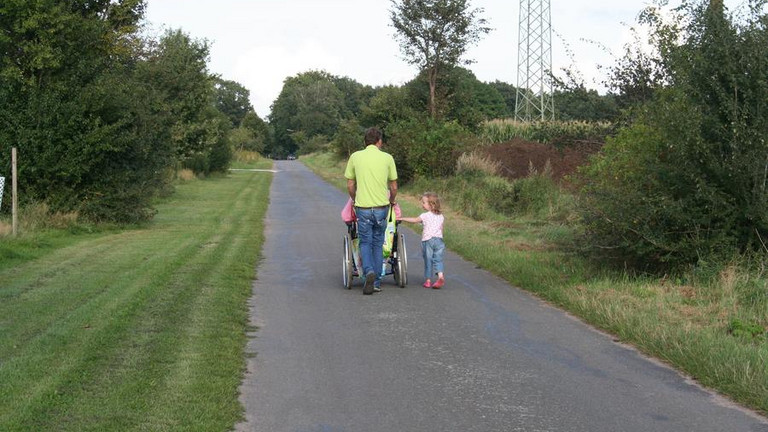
{"left": 12, "top": 147, "right": 18, "bottom": 236}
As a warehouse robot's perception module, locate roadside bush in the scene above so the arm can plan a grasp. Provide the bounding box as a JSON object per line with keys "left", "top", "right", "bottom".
{"left": 576, "top": 3, "right": 768, "bottom": 270}
{"left": 386, "top": 119, "right": 475, "bottom": 184}
{"left": 208, "top": 137, "right": 232, "bottom": 173}
{"left": 576, "top": 121, "right": 722, "bottom": 268}
{"left": 1, "top": 71, "right": 176, "bottom": 223}
{"left": 181, "top": 109, "right": 232, "bottom": 176}
{"left": 509, "top": 166, "right": 562, "bottom": 217}
{"left": 183, "top": 154, "right": 210, "bottom": 176}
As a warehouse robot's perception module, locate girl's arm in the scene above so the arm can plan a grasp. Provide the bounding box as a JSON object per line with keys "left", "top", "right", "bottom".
{"left": 398, "top": 216, "right": 422, "bottom": 223}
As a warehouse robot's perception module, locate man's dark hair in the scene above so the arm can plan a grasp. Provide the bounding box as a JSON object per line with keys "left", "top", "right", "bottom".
{"left": 364, "top": 127, "right": 382, "bottom": 145}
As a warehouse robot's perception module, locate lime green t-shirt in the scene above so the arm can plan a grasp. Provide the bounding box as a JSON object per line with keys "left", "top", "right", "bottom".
{"left": 344, "top": 145, "right": 398, "bottom": 208}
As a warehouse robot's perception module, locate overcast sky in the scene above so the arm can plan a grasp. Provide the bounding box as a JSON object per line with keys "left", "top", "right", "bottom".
{"left": 143, "top": 0, "right": 748, "bottom": 118}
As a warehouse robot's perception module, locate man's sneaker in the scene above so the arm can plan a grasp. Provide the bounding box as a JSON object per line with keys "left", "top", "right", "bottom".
{"left": 363, "top": 271, "right": 376, "bottom": 295}
{"left": 373, "top": 286, "right": 382, "bottom": 293}
{"left": 432, "top": 278, "right": 444, "bottom": 289}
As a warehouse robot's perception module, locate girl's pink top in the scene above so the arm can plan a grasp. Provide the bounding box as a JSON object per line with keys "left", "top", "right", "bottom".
{"left": 419, "top": 211, "right": 444, "bottom": 241}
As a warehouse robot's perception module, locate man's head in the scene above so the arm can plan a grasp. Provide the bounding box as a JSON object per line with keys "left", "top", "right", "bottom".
{"left": 364, "top": 127, "right": 383, "bottom": 147}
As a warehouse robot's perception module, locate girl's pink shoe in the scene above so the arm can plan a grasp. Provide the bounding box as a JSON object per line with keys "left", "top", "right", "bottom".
{"left": 422, "top": 280, "right": 432, "bottom": 288}
{"left": 432, "top": 278, "right": 444, "bottom": 289}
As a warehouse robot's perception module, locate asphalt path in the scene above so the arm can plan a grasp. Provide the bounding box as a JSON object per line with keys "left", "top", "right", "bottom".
{"left": 236, "top": 160, "right": 768, "bottom": 432}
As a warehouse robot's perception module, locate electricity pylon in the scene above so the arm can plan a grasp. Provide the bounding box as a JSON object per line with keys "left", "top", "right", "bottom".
{"left": 515, "top": 0, "right": 555, "bottom": 121}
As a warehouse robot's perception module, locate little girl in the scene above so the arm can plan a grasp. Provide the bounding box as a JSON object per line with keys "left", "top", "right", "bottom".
{"left": 399, "top": 192, "right": 445, "bottom": 289}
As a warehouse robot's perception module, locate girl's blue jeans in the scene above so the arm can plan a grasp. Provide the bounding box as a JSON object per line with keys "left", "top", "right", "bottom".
{"left": 422, "top": 237, "right": 445, "bottom": 280}
{"left": 355, "top": 206, "right": 389, "bottom": 287}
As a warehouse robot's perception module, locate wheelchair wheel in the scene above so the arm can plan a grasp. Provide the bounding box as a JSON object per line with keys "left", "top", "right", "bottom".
{"left": 342, "top": 234, "right": 354, "bottom": 289}
{"left": 394, "top": 233, "right": 408, "bottom": 287}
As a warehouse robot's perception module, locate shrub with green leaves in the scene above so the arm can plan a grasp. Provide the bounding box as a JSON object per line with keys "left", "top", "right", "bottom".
{"left": 577, "top": 2, "right": 768, "bottom": 269}
{"left": 386, "top": 119, "right": 475, "bottom": 183}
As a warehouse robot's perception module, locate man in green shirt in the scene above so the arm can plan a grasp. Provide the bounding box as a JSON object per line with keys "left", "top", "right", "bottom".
{"left": 344, "top": 127, "right": 398, "bottom": 295}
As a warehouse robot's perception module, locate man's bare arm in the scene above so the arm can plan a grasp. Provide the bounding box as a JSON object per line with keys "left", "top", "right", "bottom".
{"left": 389, "top": 180, "right": 398, "bottom": 204}
{"left": 347, "top": 179, "right": 356, "bottom": 202}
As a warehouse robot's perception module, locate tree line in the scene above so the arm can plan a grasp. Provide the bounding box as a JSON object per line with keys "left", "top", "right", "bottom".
{"left": 0, "top": 0, "right": 265, "bottom": 222}
{"left": 4, "top": 0, "right": 766, "bottom": 271}
{"left": 0, "top": 0, "right": 615, "bottom": 222}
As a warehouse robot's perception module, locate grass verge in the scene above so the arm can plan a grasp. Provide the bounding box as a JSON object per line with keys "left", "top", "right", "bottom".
{"left": 302, "top": 150, "right": 768, "bottom": 416}
{"left": 0, "top": 160, "right": 273, "bottom": 431}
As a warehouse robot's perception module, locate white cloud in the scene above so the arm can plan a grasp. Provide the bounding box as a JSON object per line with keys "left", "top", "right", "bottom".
{"left": 232, "top": 40, "right": 345, "bottom": 117}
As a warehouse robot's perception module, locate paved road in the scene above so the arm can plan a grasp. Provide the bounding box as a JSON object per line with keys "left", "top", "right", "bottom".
{"left": 237, "top": 161, "right": 768, "bottom": 432}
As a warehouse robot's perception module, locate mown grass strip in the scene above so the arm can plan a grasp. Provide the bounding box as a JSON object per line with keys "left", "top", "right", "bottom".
{"left": 0, "top": 161, "right": 272, "bottom": 431}
{"left": 302, "top": 151, "right": 768, "bottom": 416}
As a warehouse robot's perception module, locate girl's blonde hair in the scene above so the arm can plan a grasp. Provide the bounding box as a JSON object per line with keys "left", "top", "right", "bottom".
{"left": 422, "top": 192, "right": 441, "bottom": 214}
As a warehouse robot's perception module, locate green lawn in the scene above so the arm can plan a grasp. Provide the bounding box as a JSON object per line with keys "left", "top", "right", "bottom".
{"left": 0, "top": 162, "right": 272, "bottom": 431}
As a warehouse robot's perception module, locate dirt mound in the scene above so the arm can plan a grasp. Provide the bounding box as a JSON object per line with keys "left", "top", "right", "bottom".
{"left": 479, "top": 138, "right": 602, "bottom": 184}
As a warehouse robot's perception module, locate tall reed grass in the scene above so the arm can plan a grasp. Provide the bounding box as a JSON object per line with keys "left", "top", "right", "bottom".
{"left": 480, "top": 119, "right": 614, "bottom": 145}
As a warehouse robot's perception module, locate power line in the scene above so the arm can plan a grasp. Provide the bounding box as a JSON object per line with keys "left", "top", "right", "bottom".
{"left": 515, "top": 0, "right": 555, "bottom": 121}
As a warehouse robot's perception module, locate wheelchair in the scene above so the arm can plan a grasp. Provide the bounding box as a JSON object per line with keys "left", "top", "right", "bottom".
{"left": 342, "top": 214, "right": 408, "bottom": 290}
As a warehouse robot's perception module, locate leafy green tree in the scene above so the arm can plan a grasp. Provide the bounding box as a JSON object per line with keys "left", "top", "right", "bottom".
{"left": 239, "top": 110, "right": 270, "bottom": 153}
{"left": 269, "top": 70, "right": 346, "bottom": 155}
{"left": 578, "top": 0, "right": 768, "bottom": 268}
{"left": 446, "top": 68, "right": 507, "bottom": 128}
{"left": 0, "top": 0, "right": 178, "bottom": 222}
{"left": 214, "top": 78, "right": 253, "bottom": 127}
{"left": 332, "top": 119, "right": 364, "bottom": 159}
{"left": 140, "top": 29, "right": 231, "bottom": 174}
{"left": 141, "top": 29, "right": 215, "bottom": 161}
{"left": 230, "top": 127, "right": 257, "bottom": 152}
{"left": 602, "top": 13, "right": 668, "bottom": 112}
{"left": 405, "top": 67, "right": 507, "bottom": 128}
{"left": 390, "top": 0, "right": 491, "bottom": 118}
{"left": 359, "top": 85, "right": 423, "bottom": 130}
{"left": 553, "top": 87, "right": 618, "bottom": 122}
{"left": 487, "top": 80, "right": 517, "bottom": 118}
{"left": 551, "top": 72, "right": 619, "bottom": 122}
{"left": 332, "top": 76, "right": 375, "bottom": 120}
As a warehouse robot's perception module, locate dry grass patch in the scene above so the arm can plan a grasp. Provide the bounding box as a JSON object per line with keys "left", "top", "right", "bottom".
{"left": 456, "top": 151, "right": 501, "bottom": 176}
{"left": 177, "top": 168, "right": 197, "bottom": 181}
{"left": 234, "top": 150, "right": 262, "bottom": 163}
{"left": 16, "top": 203, "right": 80, "bottom": 231}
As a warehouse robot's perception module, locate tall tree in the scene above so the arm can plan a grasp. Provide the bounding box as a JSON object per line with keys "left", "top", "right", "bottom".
{"left": 488, "top": 80, "right": 517, "bottom": 118}
{"left": 139, "top": 29, "right": 228, "bottom": 171}
{"left": 390, "top": 0, "right": 490, "bottom": 118}
{"left": 269, "top": 70, "right": 345, "bottom": 155}
{"left": 0, "top": 0, "right": 180, "bottom": 222}
{"left": 214, "top": 78, "right": 253, "bottom": 127}
{"left": 235, "top": 110, "right": 270, "bottom": 153}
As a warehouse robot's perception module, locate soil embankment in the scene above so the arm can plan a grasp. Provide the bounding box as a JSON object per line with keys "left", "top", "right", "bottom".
{"left": 480, "top": 138, "right": 603, "bottom": 184}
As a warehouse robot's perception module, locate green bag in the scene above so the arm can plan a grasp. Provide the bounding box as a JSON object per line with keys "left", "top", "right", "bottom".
{"left": 383, "top": 205, "right": 396, "bottom": 258}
